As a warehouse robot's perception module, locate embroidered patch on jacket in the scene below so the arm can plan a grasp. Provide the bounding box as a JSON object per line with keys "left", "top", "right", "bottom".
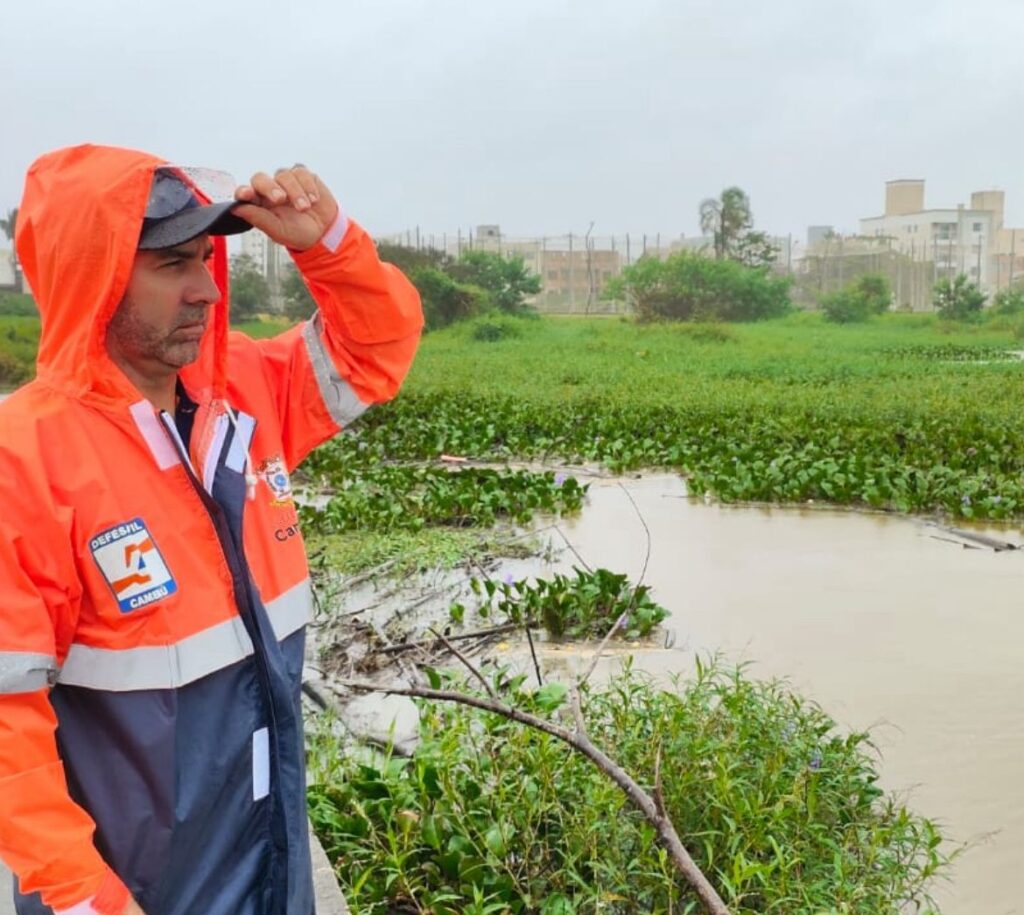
{"left": 90, "top": 518, "right": 178, "bottom": 613}
{"left": 259, "top": 455, "right": 294, "bottom": 506}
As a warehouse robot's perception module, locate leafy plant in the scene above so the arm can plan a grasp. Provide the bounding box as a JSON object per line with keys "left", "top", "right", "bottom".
{"left": 605, "top": 252, "right": 791, "bottom": 323}
{"left": 229, "top": 253, "right": 271, "bottom": 321}
{"left": 989, "top": 286, "right": 1024, "bottom": 317}
{"left": 299, "top": 465, "right": 587, "bottom": 534}
{"left": 449, "top": 250, "right": 541, "bottom": 315}
{"left": 456, "top": 567, "right": 669, "bottom": 640}
{"left": 309, "top": 661, "right": 953, "bottom": 914}
{"left": 933, "top": 274, "right": 986, "bottom": 320}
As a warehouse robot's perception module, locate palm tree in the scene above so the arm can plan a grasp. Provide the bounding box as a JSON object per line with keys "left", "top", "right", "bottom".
{"left": 698, "top": 188, "right": 752, "bottom": 260}
{"left": 0, "top": 208, "right": 17, "bottom": 245}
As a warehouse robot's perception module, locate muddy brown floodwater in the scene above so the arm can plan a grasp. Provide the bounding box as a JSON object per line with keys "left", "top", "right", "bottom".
{"left": 537, "top": 473, "right": 1022, "bottom": 915}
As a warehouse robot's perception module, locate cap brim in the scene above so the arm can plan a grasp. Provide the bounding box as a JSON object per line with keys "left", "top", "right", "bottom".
{"left": 138, "top": 201, "right": 252, "bottom": 250}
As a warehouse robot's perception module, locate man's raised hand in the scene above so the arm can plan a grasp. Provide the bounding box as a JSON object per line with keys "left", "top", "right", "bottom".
{"left": 233, "top": 165, "right": 339, "bottom": 251}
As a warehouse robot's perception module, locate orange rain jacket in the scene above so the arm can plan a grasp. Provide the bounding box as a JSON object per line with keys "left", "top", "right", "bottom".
{"left": 0, "top": 145, "right": 422, "bottom": 914}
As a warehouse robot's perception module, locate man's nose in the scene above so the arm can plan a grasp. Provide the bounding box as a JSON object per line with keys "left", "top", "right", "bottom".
{"left": 186, "top": 264, "right": 220, "bottom": 306}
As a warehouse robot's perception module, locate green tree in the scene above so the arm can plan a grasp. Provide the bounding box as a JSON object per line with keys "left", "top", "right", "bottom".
{"left": 606, "top": 251, "right": 791, "bottom": 322}
{"left": 282, "top": 264, "right": 316, "bottom": 321}
{"left": 228, "top": 254, "right": 270, "bottom": 321}
{"left": 934, "top": 274, "right": 986, "bottom": 320}
{"left": 990, "top": 285, "right": 1024, "bottom": 316}
{"left": 377, "top": 242, "right": 451, "bottom": 275}
{"left": 699, "top": 187, "right": 752, "bottom": 260}
{"left": 820, "top": 274, "right": 892, "bottom": 323}
{"left": 448, "top": 250, "right": 541, "bottom": 314}
{"left": 0, "top": 208, "right": 16, "bottom": 244}
{"left": 734, "top": 230, "right": 779, "bottom": 269}
{"left": 411, "top": 266, "right": 487, "bottom": 330}
{"left": 820, "top": 288, "right": 871, "bottom": 324}
{"left": 853, "top": 273, "right": 892, "bottom": 313}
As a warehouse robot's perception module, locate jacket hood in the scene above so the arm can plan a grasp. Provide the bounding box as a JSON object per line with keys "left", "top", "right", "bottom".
{"left": 16, "top": 144, "right": 231, "bottom": 406}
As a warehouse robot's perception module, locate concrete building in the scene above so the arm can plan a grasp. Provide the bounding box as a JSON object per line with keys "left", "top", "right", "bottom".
{"left": 239, "top": 231, "right": 285, "bottom": 312}
{"left": 0, "top": 250, "right": 18, "bottom": 291}
{"left": 859, "top": 180, "right": 1024, "bottom": 297}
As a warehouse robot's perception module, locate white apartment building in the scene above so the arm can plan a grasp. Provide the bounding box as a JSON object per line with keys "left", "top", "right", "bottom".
{"left": 239, "top": 231, "right": 285, "bottom": 312}
{"left": 860, "top": 180, "right": 1024, "bottom": 295}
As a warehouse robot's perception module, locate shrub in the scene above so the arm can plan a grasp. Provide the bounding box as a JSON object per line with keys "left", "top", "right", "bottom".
{"left": 229, "top": 254, "right": 270, "bottom": 321}
{"left": 448, "top": 250, "right": 541, "bottom": 315}
{"left": 471, "top": 318, "right": 523, "bottom": 342}
{"left": 933, "top": 274, "right": 985, "bottom": 321}
{"left": 821, "top": 288, "right": 872, "bottom": 323}
{"left": 607, "top": 252, "right": 791, "bottom": 323}
{"left": 309, "top": 661, "right": 952, "bottom": 914}
{"left": 0, "top": 293, "right": 37, "bottom": 317}
{"left": 820, "top": 274, "right": 891, "bottom": 324}
{"left": 990, "top": 286, "right": 1024, "bottom": 317}
{"left": 412, "top": 267, "right": 487, "bottom": 331}
{"left": 852, "top": 273, "right": 892, "bottom": 313}
{"left": 282, "top": 265, "right": 316, "bottom": 321}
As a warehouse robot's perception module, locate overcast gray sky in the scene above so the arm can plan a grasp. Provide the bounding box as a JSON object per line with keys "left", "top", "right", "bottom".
{"left": 4, "top": 0, "right": 1024, "bottom": 241}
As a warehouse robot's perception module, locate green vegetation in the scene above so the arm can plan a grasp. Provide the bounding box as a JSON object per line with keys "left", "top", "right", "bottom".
{"left": 304, "top": 313, "right": 1024, "bottom": 521}
{"left": 453, "top": 567, "right": 669, "bottom": 640}
{"left": 299, "top": 461, "right": 586, "bottom": 535}
{"left": 228, "top": 253, "right": 271, "bottom": 320}
{"left": 933, "top": 274, "right": 986, "bottom": 321}
{"left": 606, "top": 253, "right": 791, "bottom": 322}
{"left": 0, "top": 292, "right": 37, "bottom": 317}
{"left": 990, "top": 286, "right": 1024, "bottom": 317}
{"left": 698, "top": 186, "right": 779, "bottom": 268}
{"left": 0, "top": 316, "right": 39, "bottom": 386}
{"left": 308, "top": 528, "right": 536, "bottom": 579}
{"left": 376, "top": 244, "right": 540, "bottom": 331}
{"left": 309, "top": 659, "right": 950, "bottom": 914}
{"left": 821, "top": 274, "right": 892, "bottom": 323}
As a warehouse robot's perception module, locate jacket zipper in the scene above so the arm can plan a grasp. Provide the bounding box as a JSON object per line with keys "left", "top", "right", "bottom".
{"left": 157, "top": 411, "right": 288, "bottom": 869}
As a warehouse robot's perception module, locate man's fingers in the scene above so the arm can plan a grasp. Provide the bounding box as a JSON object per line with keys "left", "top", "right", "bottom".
{"left": 245, "top": 171, "right": 287, "bottom": 206}
{"left": 231, "top": 202, "right": 280, "bottom": 235}
{"left": 273, "top": 168, "right": 315, "bottom": 212}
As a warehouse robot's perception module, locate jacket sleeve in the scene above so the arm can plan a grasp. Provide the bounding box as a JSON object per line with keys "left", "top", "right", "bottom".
{"left": 0, "top": 509, "right": 131, "bottom": 915}
{"left": 228, "top": 213, "right": 423, "bottom": 471}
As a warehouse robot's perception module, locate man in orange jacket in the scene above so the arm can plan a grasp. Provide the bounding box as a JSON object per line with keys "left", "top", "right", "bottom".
{"left": 0, "top": 146, "right": 423, "bottom": 914}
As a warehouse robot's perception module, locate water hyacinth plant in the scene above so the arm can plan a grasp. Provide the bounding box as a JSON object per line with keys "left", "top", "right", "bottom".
{"left": 308, "top": 659, "right": 953, "bottom": 914}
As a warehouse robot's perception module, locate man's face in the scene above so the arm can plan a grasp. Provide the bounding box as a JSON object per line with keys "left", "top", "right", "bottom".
{"left": 106, "top": 235, "right": 219, "bottom": 383}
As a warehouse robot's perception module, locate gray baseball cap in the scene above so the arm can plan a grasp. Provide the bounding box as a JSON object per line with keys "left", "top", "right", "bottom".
{"left": 138, "top": 166, "right": 252, "bottom": 250}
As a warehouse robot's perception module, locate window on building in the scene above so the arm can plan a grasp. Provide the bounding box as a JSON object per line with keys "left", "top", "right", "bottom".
{"left": 547, "top": 271, "right": 558, "bottom": 280}
{"left": 973, "top": 222, "right": 983, "bottom": 233}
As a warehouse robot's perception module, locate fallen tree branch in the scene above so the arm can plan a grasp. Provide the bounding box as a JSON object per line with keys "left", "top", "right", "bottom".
{"left": 337, "top": 677, "right": 731, "bottom": 915}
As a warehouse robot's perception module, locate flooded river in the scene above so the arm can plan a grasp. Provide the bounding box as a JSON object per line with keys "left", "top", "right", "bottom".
{"left": 537, "top": 473, "right": 1022, "bottom": 915}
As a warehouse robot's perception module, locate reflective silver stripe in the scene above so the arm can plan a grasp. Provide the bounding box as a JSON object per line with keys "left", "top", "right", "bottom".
{"left": 320, "top": 209, "right": 349, "bottom": 253}
{"left": 266, "top": 578, "right": 312, "bottom": 640}
{"left": 58, "top": 616, "right": 254, "bottom": 692}
{"left": 55, "top": 579, "right": 312, "bottom": 692}
{"left": 0, "top": 651, "right": 57, "bottom": 694}
{"left": 302, "top": 314, "right": 371, "bottom": 428}
{"left": 55, "top": 896, "right": 102, "bottom": 915}
{"left": 202, "top": 412, "right": 230, "bottom": 493}
{"left": 226, "top": 412, "right": 256, "bottom": 473}
{"left": 130, "top": 400, "right": 180, "bottom": 470}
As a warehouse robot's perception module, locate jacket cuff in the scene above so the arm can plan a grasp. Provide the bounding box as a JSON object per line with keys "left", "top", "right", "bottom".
{"left": 55, "top": 868, "right": 130, "bottom": 915}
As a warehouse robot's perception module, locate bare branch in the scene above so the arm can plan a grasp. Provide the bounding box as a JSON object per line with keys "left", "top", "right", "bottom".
{"left": 380, "top": 622, "right": 520, "bottom": 654}
{"left": 576, "top": 482, "right": 653, "bottom": 688}
{"left": 427, "top": 628, "right": 496, "bottom": 699}
{"left": 524, "top": 622, "right": 543, "bottom": 687}
{"left": 553, "top": 524, "right": 594, "bottom": 572}
{"left": 337, "top": 678, "right": 731, "bottom": 915}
